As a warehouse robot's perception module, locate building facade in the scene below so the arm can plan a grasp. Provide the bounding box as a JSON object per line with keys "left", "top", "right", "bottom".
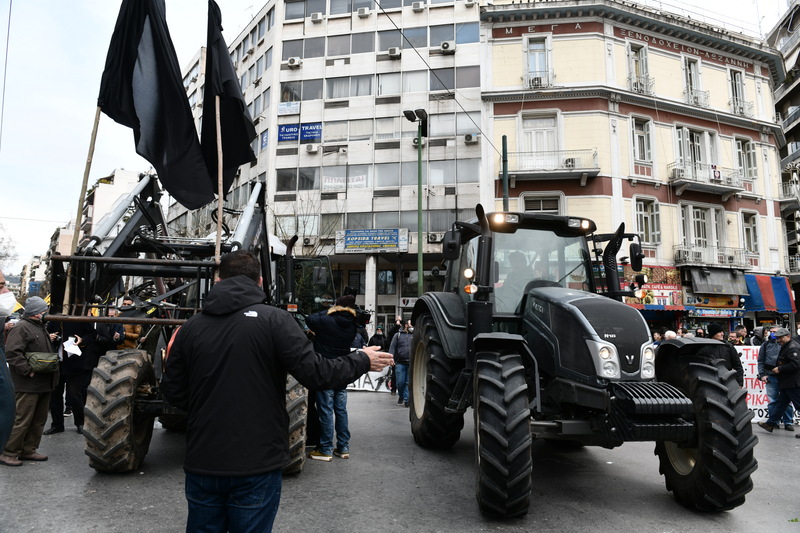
{"left": 169, "top": 0, "right": 795, "bottom": 334}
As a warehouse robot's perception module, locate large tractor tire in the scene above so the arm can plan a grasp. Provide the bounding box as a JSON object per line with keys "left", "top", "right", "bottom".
{"left": 84, "top": 350, "right": 156, "bottom": 473}
{"left": 474, "top": 351, "right": 532, "bottom": 518}
{"left": 655, "top": 356, "right": 757, "bottom": 511}
{"left": 283, "top": 375, "right": 308, "bottom": 475}
{"left": 409, "top": 314, "right": 464, "bottom": 448}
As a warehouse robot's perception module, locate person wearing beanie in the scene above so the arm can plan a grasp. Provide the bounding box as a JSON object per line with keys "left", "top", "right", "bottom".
{"left": 698, "top": 323, "right": 744, "bottom": 387}
{"left": 0, "top": 297, "right": 59, "bottom": 467}
{"left": 757, "top": 327, "right": 800, "bottom": 435}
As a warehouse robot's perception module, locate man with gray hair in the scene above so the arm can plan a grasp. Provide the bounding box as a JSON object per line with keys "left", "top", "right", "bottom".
{"left": 0, "top": 296, "right": 59, "bottom": 466}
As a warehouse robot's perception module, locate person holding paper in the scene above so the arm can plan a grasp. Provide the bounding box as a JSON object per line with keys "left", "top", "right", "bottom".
{"left": 43, "top": 320, "right": 94, "bottom": 435}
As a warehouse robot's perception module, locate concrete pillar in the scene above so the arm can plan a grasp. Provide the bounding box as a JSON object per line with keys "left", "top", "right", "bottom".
{"left": 365, "top": 254, "right": 377, "bottom": 337}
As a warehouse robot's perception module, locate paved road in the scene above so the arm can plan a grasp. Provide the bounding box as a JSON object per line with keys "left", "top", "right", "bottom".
{"left": 1, "top": 391, "right": 799, "bottom": 532}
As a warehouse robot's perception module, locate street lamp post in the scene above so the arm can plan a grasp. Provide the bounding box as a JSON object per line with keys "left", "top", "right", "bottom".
{"left": 403, "top": 109, "right": 428, "bottom": 296}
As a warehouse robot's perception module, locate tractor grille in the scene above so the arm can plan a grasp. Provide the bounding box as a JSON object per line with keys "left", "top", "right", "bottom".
{"left": 610, "top": 381, "right": 693, "bottom": 416}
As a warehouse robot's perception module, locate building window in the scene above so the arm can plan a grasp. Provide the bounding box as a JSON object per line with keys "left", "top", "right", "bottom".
{"left": 635, "top": 198, "right": 661, "bottom": 244}
{"left": 430, "top": 68, "right": 455, "bottom": 91}
{"left": 275, "top": 215, "right": 297, "bottom": 238}
{"left": 302, "top": 79, "right": 323, "bottom": 101}
{"left": 285, "top": 0, "right": 305, "bottom": 20}
{"left": 680, "top": 204, "right": 723, "bottom": 248}
{"left": 735, "top": 138, "right": 757, "bottom": 180}
{"left": 402, "top": 27, "right": 427, "bottom": 49}
{"left": 730, "top": 69, "right": 746, "bottom": 112}
{"left": 522, "top": 195, "right": 560, "bottom": 214}
{"left": 283, "top": 40, "right": 303, "bottom": 60}
{"left": 377, "top": 271, "right": 396, "bottom": 295}
{"left": 327, "top": 34, "right": 350, "bottom": 56}
{"left": 632, "top": 118, "right": 651, "bottom": 162}
{"left": 352, "top": 32, "right": 374, "bottom": 54}
{"left": 526, "top": 37, "right": 550, "bottom": 86}
{"left": 347, "top": 213, "right": 372, "bottom": 230}
{"left": 676, "top": 126, "right": 717, "bottom": 176}
{"left": 628, "top": 43, "right": 648, "bottom": 91}
{"left": 320, "top": 213, "right": 343, "bottom": 236}
{"left": 280, "top": 81, "right": 301, "bottom": 103}
{"left": 742, "top": 212, "right": 758, "bottom": 253}
{"left": 348, "top": 271, "right": 365, "bottom": 295}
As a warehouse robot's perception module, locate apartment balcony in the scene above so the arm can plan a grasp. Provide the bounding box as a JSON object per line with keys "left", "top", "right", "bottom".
{"left": 673, "top": 245, "right": 748, "bottom": 269}
{"left": 787, "top": 255, "right": 800, "bottom": 274}
{"left": 686, "top": 89, "right": 710, "bottom": 108}
{"left": 667, "top": 161, "right": 745, "bottom": 199}
{"left": 778, "top": 181, "right": 800, "bottom": 212}
{"left": 729, "top": 98, "right": 754, "bottom": 118}
{"left": 628, "top": 74, "right": 654, "bottom": 95}
{"left": 504, "top": 149, "right": 600, "bottom": 185}
{"left": 523, "top": 69, "right": 555, "bottom": 90}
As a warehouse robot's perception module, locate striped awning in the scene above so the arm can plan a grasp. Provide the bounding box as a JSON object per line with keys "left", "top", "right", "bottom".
{"left": 742, "top": 275, "right": 796, "bottom": 313}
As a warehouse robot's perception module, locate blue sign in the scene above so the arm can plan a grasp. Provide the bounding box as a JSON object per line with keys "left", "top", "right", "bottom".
{"left": 335, "top": 229, "right": 409, "bottom": 254}
{"left": 300, "top": 122, "right": 322, "bottom": 141}
{"left": 260, "top": 130, "right": 269, "bottom": 149}
{"left": 278, "top": 124, "right": 299, "bottom": 142}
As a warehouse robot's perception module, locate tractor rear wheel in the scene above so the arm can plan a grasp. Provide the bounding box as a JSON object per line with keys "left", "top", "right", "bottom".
{"left": 655, "top": 356, "right": 757, "bottom": 511}
{"left": 84, "top": 350, "right": 156, "bottom": 473}
{"left": 409, "top": 314, "right": 464, "bottom": 448}
{"left": 283, "top": 375, "right": 308, "bottom": 475}
{"left": 474, "top": 351, "right": 532, "bottom": 518}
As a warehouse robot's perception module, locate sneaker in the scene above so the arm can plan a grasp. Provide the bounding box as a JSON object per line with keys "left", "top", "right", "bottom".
{"left": 333, "top": 449, "right": 350, "bottom": 459}
{"left": 397, "top": 398, "right": 403, "bottom": 405}
{"left": 308, "top": 450, "right": 332, "bottom": 462}
{"left": 784, "top": 424, "right": 795, "bottom": 432}
{"left": 757, "top": 421, "right": 774, "bottom": 433}
{"left": 64, "top": 406, "right": 72, "bottom": 416}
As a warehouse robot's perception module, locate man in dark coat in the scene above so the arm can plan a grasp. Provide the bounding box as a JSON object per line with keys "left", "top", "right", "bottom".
{"left": 0, "top": 297, "right": 58, "bottom": 466}
{"left": 368, "top": 326, "right": 388, "bottom": 351}
{"left": 161, "top": 251, "right": 392, "bottom": 531}
{"left": 758, "top": 328, "right": 800, "bottom": 435}
{"left": 757, "top": 325, "right": 794, "bottom": 430}
{"left": 306, "top": 293, "right": 359, "bottom": 461}
{"left": 0, "top": 269, "right": 17, "bottom": 452}
{"left": 698, "top": 322, "right": 744, "bottom": 387}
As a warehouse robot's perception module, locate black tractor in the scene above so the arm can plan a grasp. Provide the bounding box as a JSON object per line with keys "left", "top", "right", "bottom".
{"left": 409, "top": 204, "right": 757, "bottom": 517}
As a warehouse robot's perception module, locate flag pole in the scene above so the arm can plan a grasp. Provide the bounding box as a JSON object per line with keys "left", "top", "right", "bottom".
{"left": 214, "top": 94, "right": 223, "bottom": 275}
{"left": 62, "top": 105, "right": 102, "bottom": 314}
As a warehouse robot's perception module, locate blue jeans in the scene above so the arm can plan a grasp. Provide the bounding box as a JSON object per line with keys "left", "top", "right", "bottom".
{"left": 395, "top": 363, "right": 409, "bottom": 403}
{"left": 185, "top": 470, "right": 281, "bottom": 533}
{"left": 765, "top": 375, "right": 794, "bottom": 425}
{"left": 316, "top": 389, "right": 349, "bottom": 455}
{"left": 766, "top": 387, "right": 800, "bottom": 427}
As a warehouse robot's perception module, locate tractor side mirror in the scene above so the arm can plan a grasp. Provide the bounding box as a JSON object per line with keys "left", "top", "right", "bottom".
{"left": 629, "top": 242, "right": 644, "bottom": 272}
{"left": 442, "top": 230, "right": 460, "bottom": 261}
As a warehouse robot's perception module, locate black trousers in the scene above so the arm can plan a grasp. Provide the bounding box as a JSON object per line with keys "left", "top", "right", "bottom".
{"left": 49, "top": 372, "right": 84, "bottom": 429}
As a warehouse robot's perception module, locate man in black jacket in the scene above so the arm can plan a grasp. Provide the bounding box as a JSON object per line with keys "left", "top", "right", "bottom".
{"left": 758, "top": 328, "right": 800, "bottom": 435}
{"left": 698, "top": 323, "right": 744, "bottom": 387}
{"left": 161, "top": 251, "right": 392, "bottom": 532}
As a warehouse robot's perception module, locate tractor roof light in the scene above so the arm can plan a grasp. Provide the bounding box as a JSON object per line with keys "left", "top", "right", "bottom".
{"left": 492, "top": 213, "right": 519, "bottom": 224}
{"left": 463, "top": 267, "right": 475, "bottom": 280}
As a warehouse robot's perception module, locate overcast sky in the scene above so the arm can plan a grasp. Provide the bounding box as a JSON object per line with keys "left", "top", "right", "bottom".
{"left": 0, "top": 0, "right": 789, "bottom": 276}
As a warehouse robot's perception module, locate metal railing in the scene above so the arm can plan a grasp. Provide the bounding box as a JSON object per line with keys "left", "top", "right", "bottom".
{"left": 783, "top": 108, "right": 800, "bottom": 129}
{"left": 787, "top": 255, "right": 800, "bottom": 273}
{"left": 506, "top": 149, "right": 598, "bottom": 172}
{"left": 628, "top": 74, "right": 654, "bottom": 95}
{"left": 667, "top": 161, "right": 743, "bottom": 188}
{"left": 673, "top": 244, "right": 748, "bottom": 268}
{"left": 729, "top": 98, "right": 754, "bottom": 118}
{"left": 523, "top": 69, "right": 555, "bottom": 89}
{"left": 779, "top": 181, "right": 800, "bottom": 200}
{"left": 686, "top": 89, "right": 710, "bottom": 108}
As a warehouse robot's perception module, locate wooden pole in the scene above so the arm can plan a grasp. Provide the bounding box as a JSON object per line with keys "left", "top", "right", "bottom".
{"left": 62, "top": 105, "right": 102, "bottom": 314}
{"left": 214, "top": 95, "right": 223, "bottom": 276}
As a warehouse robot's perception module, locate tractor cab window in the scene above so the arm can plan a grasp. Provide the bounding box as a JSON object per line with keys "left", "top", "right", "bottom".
{"left": 493, "top": 228, "right": 591, "bottom": 312}
{"left": 450, "top": 235, "right": 479, "bottom": 304}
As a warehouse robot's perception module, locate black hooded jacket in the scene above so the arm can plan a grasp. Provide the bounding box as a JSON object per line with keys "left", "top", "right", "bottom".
{"left": 161, "top": 275, "right": 371, "bottom": 476}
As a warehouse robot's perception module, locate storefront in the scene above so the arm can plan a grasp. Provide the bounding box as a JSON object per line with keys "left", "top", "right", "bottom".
{"left": 622, "top": 265, "right": 685, "bottom": 333}
{"left": 741, "top": 274, "right": 796, "bottom": 328}
{"left": 681, "top": 267, "right": 748, "bottom": 334}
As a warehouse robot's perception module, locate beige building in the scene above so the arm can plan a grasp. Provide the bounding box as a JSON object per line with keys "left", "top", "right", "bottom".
{"left": 480, "top": 0, "right": 788, "bottom": 331}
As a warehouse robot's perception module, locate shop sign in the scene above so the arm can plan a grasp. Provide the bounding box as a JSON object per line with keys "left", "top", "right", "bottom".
{"left": 686, "top": 308, "right": 743, "bottom": 318}
{"left": 621, "top": 265, "right": 681, "bottom": 306}
{"left": 335, "top": 228, "right": 409, "bottom": 254}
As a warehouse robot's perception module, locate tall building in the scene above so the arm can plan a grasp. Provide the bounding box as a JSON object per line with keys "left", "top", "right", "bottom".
{"left": 171, "top": 0, "right": 795, "bottom": 333}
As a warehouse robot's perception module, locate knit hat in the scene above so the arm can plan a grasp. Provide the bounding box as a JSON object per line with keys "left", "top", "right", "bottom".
{"left": 707, "top": 323, "right": 724, "bottom": 338}
{"left": 335, "top": 294, "right": 356, "bottom": 308}
{"left": 23, "top": 296, "right": 48, "bottom": 317}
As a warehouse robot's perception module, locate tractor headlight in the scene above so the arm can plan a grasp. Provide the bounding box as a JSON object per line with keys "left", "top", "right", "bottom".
{"left": 599, "top": 346, "right": 613, "bottom": 360}
{"left": 602, "top": 361, "right": 619, "bottom": 377}
{"left": 643, "top": 346, "right": 655, "bottom": 361}
{"left": 641, "top": 362, "right": 655, "bottom": 379}
{"left": 463, "top": 267, "right": 474, "bottom": 280}
{"left": 587, "top": 340, "right": 620, "bottom": 380}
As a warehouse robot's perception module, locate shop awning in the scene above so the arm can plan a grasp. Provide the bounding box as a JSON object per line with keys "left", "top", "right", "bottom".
{"left": 689, "top": 268, "right": 748, "bottom": 295}
{"left": 742, "top": 275, "right": 796, "bottom": 313}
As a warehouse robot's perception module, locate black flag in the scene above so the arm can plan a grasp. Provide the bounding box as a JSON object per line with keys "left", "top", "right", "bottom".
{"left": 97, "top": 0, "right": 215, "bottom": 210}
{"left": 201, "top": 0, "right": 257, "bottom": 198}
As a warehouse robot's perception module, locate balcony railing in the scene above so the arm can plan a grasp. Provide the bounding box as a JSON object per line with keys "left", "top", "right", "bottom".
{"left": 779, "top": 181, "right": 800, "bottom": 200}
{"left": 506, "top": 149, "right": 598, "bottom": 173}
{"left": 686, "top": 89, "right": 710, "bottom": 108}
{"left": 787, "top": 255, "right": 800, "bottom": 273}
{"left": 667, "top": 161, "right": 744, "bottom": 198}
{"left": 673, "top": 245, "right": 748, "bottom": 269}
{"left": 729, "top": 98, "right": 754, "bottom": 118}
{"left": 523, "top": 69, "right": 555, "bottom": 89}
{"left": 783, "top": 107, "right": 800, "bottom": 129}
{"left": 628, "top": 74, "right": 654, "bottom": 95}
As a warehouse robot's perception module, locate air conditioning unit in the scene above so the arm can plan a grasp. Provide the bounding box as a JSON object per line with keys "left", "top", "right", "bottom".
{"left": 412, "top": 1, "right": 426, "bottom": 11}
{"left": 190, "top": 75, "right": 198, "bottom": 83}
{"left": 388, "top": 47, "right": 402, "bottom": 59}
{"left": 246, "top": 47, "right": 255, "bottom": 55}
{"left": 310, "top": 12, "right": 323, "bottom": 23}
{"left": 287, "top": 57, "right": 303, "bottom": 69}
{"left": 440, "top": 40, "right": 456, "bottom": 54}
{"left": 465, "top": 0, "right": 476, "bottom": 6}
{"left": 670, "top": 167, "right": 686, "bottom": 180}
{"left": 306, "top": 144, "right": 319, "bottom": 153}
{"left": 691, "top": 94, "right": 702, "bottom": 106}
{"left": 527, "top": 77, "right": 543, "bottom": 89}
{"left": 564, "top": 157, "right": 576, "bottom": 169}
{"left": 412, "top": 137, "right": 427, "bottom": 147}
{"left": 464, "top": 133, "right": 479, "bottom": 144}
{"left": 357, "top": 6, "right": 370, "bottom": 17}
{"left": 428, "top": 233, "right": 443, "bottom": 243}
{"left": 632, "top": 81, "right": 643, "bottom": 93}
{"left": 302, "top": 236, "right": 317, "bottom": 246}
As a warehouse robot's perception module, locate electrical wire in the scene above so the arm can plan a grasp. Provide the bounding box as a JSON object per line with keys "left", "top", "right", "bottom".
{"left": 0, "top": 0, "right": 13, "bottom": 153}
